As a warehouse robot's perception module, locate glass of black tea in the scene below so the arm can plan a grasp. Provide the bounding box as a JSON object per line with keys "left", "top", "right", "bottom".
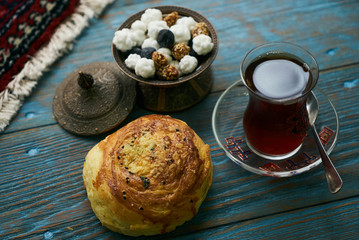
{"left": 240, "top": 42, "right": 319, "bottom": 160}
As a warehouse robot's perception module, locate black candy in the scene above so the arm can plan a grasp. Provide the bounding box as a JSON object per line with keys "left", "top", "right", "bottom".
{"left": 129, "top": 47, "right": 142, "bottom": 55}
{"left": 157, "top": 29, "right": 175, "bottom": 48}
{"left": 141, "top": 47, "right": 156, "bottom": 59}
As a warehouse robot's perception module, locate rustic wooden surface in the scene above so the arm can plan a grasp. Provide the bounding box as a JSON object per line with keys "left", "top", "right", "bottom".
{"left": 1, "top": 0, "right": 359, "bottom": 239}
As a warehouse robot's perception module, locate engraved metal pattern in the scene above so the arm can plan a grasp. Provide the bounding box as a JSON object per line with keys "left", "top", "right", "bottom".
{"left": 52, "top": 62, "right": 136, "bottom": 136}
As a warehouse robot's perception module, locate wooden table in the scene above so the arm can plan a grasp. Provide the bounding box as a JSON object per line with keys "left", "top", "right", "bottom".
{"left": 1, "top": 0, "right": 358, "bottom": 239}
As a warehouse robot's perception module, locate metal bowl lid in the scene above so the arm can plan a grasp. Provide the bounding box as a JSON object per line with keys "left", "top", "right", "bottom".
{"left": 52, "top": 62, "right": 136, "bottom": 136}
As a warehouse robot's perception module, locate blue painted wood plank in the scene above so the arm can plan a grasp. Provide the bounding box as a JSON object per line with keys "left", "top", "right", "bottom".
{"left": 1, "top": 0, "right": 359, "bottom": 239}
{"left": 0, "top": 86, "right": 358, "bottom": 239}
{"left": 169, "top": 196, "right": 359, "bottom": 240}
{"left": 2, "top": 0, "right": 359, "bottom": 134}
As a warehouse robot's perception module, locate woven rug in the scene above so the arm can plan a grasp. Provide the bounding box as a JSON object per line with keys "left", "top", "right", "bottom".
{"left": 0, "top": 0, "right": 114, "bottom": 132}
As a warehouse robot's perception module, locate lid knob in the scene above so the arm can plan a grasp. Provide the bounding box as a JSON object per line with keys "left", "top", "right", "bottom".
{"left": 78, "top": 71, "right": 94, "bottom": 89}
{"left": 52, "top": 62, "right": 136, "bottom": 136}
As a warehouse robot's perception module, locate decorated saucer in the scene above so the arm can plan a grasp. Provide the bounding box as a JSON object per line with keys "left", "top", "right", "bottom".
{"left": 212, "top": 80, "right": 339, "bottom": 177}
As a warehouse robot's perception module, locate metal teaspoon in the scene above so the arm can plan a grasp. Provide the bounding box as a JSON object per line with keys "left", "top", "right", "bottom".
{"left": 306, "top": 92, "right": 343, "bottom": 193}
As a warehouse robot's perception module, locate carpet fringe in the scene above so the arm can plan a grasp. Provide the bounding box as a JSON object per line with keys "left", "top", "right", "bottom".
{"left": 0, "top": 0, "right": 114, "bottom": 132}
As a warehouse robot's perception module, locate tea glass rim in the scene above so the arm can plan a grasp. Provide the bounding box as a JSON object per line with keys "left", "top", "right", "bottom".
{"left": 240, "top": 41, "right": 319, "bottom": 104}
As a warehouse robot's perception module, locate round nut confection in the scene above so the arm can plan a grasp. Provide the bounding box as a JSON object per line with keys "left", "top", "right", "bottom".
{"left": 152, "top": 51, "right": 168, "bottom": 69}
{"left": 156, "top": 65, "right": 179, "bottom": 80}
{"left": 172, "top": 43, "right": 190, "bottom": 60}
{"left": 83, "top": 114, "right": 213, "bottom": 236}
{"left": 163, "top": 11, "right": 178, "bottom": 27}
{"left": 192, "top": 22, "right": 210, "bottom": 38}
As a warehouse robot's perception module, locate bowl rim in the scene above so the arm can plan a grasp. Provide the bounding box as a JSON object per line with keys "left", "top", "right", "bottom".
{"left": 112, "top": 5, "right": 218, "bottom": 87}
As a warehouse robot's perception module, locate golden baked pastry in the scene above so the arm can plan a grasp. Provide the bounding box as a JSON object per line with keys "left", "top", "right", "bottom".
{"left": 83, "top": 114, "right": 212, "bottom": 236}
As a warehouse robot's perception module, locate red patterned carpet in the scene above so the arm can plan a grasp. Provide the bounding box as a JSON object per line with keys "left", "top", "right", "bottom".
{"left": 0, "top": 0, "right": 79, "bottom": 92}
{"left": 0, "top": 0, "right": 113, "bottom": 132}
